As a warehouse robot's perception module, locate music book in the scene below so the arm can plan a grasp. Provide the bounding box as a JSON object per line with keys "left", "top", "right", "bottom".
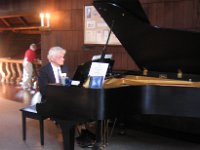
{"left": 89, "top": 76, "right": 104, "bottom": 89}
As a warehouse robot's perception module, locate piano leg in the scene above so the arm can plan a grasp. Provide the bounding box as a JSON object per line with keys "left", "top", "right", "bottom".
{"left": 58, "top": 120, "right": 75, "bottom": 150}
{"left": 93, "top": 120, "right": 108, "bottom": 150}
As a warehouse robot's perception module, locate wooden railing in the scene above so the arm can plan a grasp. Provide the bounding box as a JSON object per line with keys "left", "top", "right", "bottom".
{"left": 0, "top": 58, "right": 42, "bottom": 85}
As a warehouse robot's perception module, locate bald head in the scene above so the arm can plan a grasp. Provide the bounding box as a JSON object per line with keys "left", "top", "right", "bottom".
{"left": 30, "top": 43, "right": 37, "bottom": 51}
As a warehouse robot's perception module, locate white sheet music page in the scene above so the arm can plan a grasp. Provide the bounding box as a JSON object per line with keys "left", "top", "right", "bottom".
{"left": 88, "top": 62, "right": 109, "bottom": 77}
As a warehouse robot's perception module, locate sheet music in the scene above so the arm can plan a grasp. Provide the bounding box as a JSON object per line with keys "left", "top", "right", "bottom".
{"left": 88, "top": 62, "right": 109, "bottom": 77}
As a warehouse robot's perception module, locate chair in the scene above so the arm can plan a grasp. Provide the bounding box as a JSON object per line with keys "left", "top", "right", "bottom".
{"left": 20, "top": 104, "right": 48, "bottom": 145}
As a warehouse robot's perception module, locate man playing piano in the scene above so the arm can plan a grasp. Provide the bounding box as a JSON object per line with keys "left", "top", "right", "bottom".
{"left": 38, "top": 46, "right": 68, "bottom": 102}
{"left": 36, "top": 46, "right": 95, "bottom": 148}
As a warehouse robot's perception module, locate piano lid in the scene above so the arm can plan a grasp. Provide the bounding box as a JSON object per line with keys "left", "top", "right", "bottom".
{"left": 93, "top": 0, "right": 200, "bottom": 75}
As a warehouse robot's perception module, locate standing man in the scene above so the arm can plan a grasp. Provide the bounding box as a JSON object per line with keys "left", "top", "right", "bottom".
{"left": 38, "top": 46, "right": 68, "bottom": 102}
{"left": 22, "top": 43, "right": 37, "bottom": 90}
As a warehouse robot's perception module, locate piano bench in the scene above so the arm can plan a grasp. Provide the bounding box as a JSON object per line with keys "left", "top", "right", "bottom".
{"left": 20, "top": 105, "right": 48, "bottom": 145}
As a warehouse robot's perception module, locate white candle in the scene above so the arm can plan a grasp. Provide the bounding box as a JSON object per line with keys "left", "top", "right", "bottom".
{"left": 46, "top": 13, "right": 51, "bottom": 27}
{"left": 40, "top": 13, "right": 44, "bottom": 27}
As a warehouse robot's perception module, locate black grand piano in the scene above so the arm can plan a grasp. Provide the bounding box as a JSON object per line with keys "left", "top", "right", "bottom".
{"left": 36, "top": 0, "right": 200, "bottom": 149}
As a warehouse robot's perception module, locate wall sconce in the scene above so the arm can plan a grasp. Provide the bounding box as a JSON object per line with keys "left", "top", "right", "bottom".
{"left": 40, "top": 12, "right": 51, "bottom": 31}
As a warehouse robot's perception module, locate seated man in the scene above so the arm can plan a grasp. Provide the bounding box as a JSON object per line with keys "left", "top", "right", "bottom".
{"left": 38, "top": 46, "right": 68, "bottom": 102}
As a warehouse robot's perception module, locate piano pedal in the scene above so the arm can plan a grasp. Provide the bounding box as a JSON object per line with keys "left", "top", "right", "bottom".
{"left": 92, "top": 143, "right": 106, "bottom": 150}
{"left": 119, "top": 129, "right": 126, "bottom": 135}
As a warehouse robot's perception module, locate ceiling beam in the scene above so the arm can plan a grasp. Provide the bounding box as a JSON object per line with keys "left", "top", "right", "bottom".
{"left": 0, "top": 12, "right": 37, "bottom": 18}
{"left": 1, "top": 18, "right": 11, "bottom": 27}
{"left": 18, "top": 17, "right": 29, "bottom": 26}
{"left": 13, "top": 30, "right": 41, "bottom": 35}
{"left": 0, "top": 26, "right": 40, "bottom": 31}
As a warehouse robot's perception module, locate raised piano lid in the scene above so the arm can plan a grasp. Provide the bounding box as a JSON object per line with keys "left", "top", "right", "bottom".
{"left": 93, "top": 0, "right": 200, "bottom": 76}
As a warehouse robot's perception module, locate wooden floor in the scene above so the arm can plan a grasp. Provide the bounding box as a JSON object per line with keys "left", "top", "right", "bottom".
{"left": 1, "top": 84, "right": 200, "bottom": 150}
{"left": 0, "top": 83, "right": 34, "bottom": 104}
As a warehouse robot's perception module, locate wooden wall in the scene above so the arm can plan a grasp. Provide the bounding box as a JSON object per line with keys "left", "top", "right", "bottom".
{"left": 0, "top": 0, "right": 42, "bottom": 59}
{"left": 0, "top": 0, "right": 199, "bottom": 78}
{"left": 0, "top": 31, "right": 40, "bottom": 58}
{"left": 40, "top": 0, "right": 200, "bottom": 77}
{"left": 40, "top": 0, "right": 139, "bottom": 77}
{"left": 141, "top": 0, "right": 200, "bottom": 31}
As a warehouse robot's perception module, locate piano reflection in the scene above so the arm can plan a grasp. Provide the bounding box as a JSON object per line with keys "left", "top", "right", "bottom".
{"left": 36, "top": 0, "right": 200, "bottom": 150}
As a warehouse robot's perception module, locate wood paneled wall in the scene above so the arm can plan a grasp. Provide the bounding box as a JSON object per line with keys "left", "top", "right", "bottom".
{"left": 0, "top": 31, "right": 40, "bottom": 58}
{"left": 141, "top": 0, "right": 200, "bottom": 31}
{"left": 40, "top": 0, "right": 200, "bottom": 77}
{"left": 0, "top": 0, "right": 199, "bottom": 78}
{"left": 40, "top": 0, "right": 138, "bottom": 77}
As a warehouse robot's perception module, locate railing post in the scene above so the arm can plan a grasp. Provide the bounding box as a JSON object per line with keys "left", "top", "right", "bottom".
{"left": 5, "top": 62, "right": 11, "bottom": 84}
{"left": 16, "top": 63, "right": 23, "bottom": 85}
{"left": 0, "top": 61, "right": 6, "bottom": 83}
{"left": 10, "top": 62, "right": 16, "bottom": 84}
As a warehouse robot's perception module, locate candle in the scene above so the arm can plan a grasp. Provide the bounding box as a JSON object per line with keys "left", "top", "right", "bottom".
{"left": 40, "top": 13, "right": 44, "bottom": 27}
{"left": 46, "top": 13, "right": 51, "bottom": 27}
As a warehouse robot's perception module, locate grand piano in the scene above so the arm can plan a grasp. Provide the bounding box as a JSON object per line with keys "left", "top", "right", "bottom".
{"left": 36, "top": 0, "right": 200, "bottom": 150}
